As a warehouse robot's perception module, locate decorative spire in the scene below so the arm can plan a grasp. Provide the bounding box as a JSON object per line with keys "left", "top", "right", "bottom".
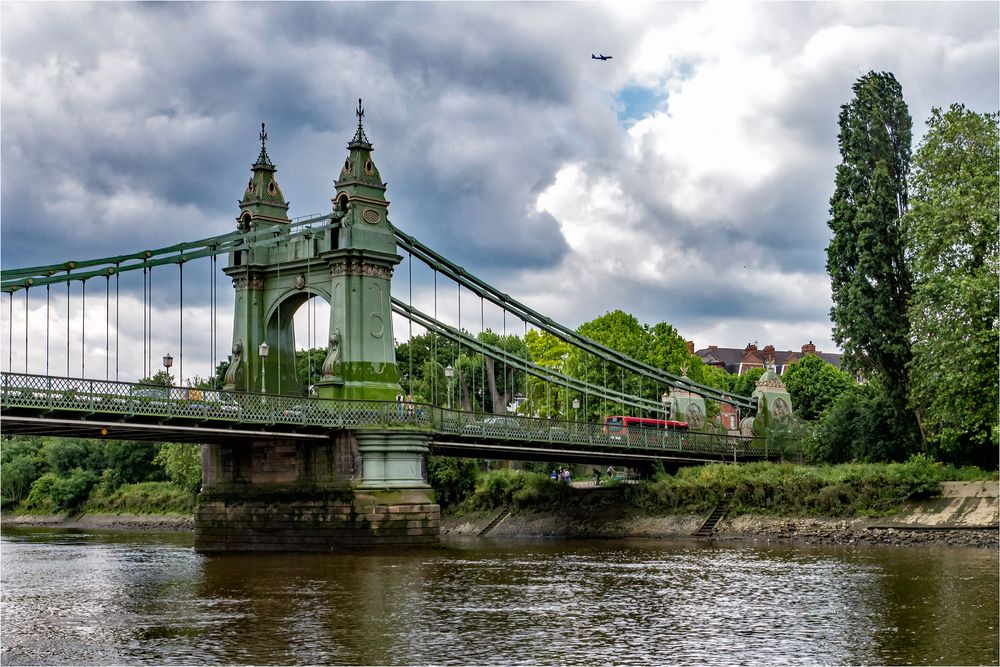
{"left": 254, "top": 121, "right": 274, "bottom": 169}
{"left": 349, "top": 98, "right": 372, "bottom": 148}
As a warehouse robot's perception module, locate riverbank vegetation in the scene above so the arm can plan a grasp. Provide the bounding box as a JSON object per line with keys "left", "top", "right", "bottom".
{"left": 440, "top": 456, "right": 995, "bottom": 518}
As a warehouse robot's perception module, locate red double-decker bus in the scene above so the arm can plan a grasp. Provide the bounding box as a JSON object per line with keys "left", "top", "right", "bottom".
{"left": 603, "top": 415, "right": 689, "bottom": 441}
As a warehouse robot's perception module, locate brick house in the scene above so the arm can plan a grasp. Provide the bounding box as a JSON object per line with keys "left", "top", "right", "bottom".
{"left": 694, "top": 342, "right": 842, "bottom": 376}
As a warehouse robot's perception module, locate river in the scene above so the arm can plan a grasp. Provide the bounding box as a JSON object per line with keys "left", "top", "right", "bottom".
{"left": 1, "top": 527, "right": 996, "bottom": 665}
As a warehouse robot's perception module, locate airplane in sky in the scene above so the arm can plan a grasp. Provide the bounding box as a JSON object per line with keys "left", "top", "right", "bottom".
{"left": 591, "top": 53, "right": 613, "bottom": 61}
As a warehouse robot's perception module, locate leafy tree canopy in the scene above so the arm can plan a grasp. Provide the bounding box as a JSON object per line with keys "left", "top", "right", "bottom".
{"left": 905, "top": 104, "right": 999, "bottom": 466}
{"left": 782, "top": 355, "right": 855, "bottom": 421}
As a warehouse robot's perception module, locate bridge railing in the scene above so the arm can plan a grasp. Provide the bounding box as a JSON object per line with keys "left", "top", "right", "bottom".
{"left": 1, "top": 372, "right": 784, "bottom": 460}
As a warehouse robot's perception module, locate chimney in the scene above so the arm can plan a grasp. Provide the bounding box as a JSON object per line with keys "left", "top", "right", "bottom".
{"left": 801, "top": 341, "right": 816, "bottom": 355}
{"left": 762, "top": 344, "right": 775, "bottom": 357}
{"left": 745, "top": 343, "right": 758, "bottom": 353}
{"left": 686, "top": 340, "right": 695, "bottom": 354}
{"left": 708, "top": 345, "right": 718, "bottom": 351}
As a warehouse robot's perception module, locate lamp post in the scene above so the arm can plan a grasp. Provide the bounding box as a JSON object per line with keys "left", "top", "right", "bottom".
{"left": 258, "top": 341, "right": 269, "bottom": 396}
{"left": 661, "top": 391, "right": 670, "bottom": 427}
{"left": 444, "top": 364, "right": 454, "bottom": 410}
{"left": 572, "top": 397, "right": 580, "bottom": 423}
{"left": 162, "top": 353, "right": 173, "bottom": 387}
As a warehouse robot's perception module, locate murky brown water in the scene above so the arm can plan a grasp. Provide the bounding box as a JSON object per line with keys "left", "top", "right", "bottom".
{"left": 1, "top": 527, "right": 996, "bottom": 665}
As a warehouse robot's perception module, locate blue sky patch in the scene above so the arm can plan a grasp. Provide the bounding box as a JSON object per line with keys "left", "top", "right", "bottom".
{"left": 615, "top": 85, "right": 666, "bottom": 124}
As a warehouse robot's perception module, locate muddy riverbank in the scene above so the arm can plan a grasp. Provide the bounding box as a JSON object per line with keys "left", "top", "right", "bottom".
{"left": 5, "top": 481, "right": 996, "bottom": 548}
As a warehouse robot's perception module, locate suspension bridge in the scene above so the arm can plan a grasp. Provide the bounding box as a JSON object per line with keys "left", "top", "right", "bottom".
{"left": 1, "top": 102, "right": 792, "bottom": 550}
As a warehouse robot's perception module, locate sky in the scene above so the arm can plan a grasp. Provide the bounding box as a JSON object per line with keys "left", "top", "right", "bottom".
{"left": 2, "top": 2, "right": 998, "bottom": 384}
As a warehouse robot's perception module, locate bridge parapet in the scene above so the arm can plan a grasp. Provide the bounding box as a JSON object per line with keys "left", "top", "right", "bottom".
{"left": 1, "top": 372, "right": 793, "bottom": 462}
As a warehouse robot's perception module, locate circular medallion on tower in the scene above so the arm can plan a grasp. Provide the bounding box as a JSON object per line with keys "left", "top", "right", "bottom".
{"left": 770, "top": 397, "right": 790, "bottom": 418}
{"left": 685, "top": 403, "right": 705, "bottom": 429}
{"left": 362, "top": 208, "right": 380, "bottom": 225}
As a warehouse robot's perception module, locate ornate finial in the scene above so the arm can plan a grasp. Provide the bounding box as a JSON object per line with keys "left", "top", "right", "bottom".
{"left": 350, "top": 98, "right": 371, "bottom": 147}
{"left": 253, "top": 121, "right": 274, "bottom": 169}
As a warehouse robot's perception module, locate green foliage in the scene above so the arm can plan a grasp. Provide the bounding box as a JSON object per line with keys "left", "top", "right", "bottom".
{"left": 782, "top": 355, "right": 855, "bottom": 421}
{"left": 465, "top": 469, "right": 571, "bottom": 511}
{"left": 23, "top": 468, "right": 99, "bottom": 513}
{"left": 43, "top": 438, "right": 105, "bottom": 476}
{"left": 905, "top": 104, "right": 999, "bottom": 467}
{"left": 731, "top": 367, "right": 764, "bottom": 398}
{"left": 826, "top": 70, "right": 915, "bottom": 435}
{"left": 566, "top": 310, "right": 704, "bottom": 421}
{"left": 808, "top": 380, "right": 919, "bottom": 464}
{"left": 153, "top": 444, "right": 202, "bottom": 494}
{"left": 296, "top": 347, "right": 327, "bottom": 390}
{"left": 1, "top": 456, "right": 38, "bottom": 502}
{"left": 427, "top": 456, "right": 480, "bottom": 509}
{"left": 85, "top": 481, "right": 196, "bottom": 514}
{"left": 629, "top": 457, "right": 982, "bottom": 517}
{"left": 103, "top": 441, "right": 165, "bottom": 486}
{"left": 139, "top": 370, "right": 174, "bottom": 387}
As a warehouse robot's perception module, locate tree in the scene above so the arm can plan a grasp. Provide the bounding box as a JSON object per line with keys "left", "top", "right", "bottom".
{"left": 826, "top": 71, "right": 918, "bottom": 451}
{"left": 782, "top": 355, "right": 855, "bottom": 421}
{"left": 153, "top": 444, "right": 202, "bottom": 494}
{"left": 905, "top": 104, "right": 999, "bottom": 466}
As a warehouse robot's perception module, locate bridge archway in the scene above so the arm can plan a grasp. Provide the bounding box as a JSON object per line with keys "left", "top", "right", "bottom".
{"left": 262, "top": 287, "right": 332, "bottom": 396}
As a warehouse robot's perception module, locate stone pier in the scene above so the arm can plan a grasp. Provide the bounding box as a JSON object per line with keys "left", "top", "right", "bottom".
{"left": 194, "top": 431, "right": 439, "bottom": 552}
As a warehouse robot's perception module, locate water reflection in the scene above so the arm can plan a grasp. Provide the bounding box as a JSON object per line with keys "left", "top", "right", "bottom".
{"left": 2, "top": 529, "right": 997, "bottom": 665}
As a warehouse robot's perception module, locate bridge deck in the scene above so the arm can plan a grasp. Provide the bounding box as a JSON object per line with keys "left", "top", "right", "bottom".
{"left": 1, "top": 372, "right": 786, "bottom": 464}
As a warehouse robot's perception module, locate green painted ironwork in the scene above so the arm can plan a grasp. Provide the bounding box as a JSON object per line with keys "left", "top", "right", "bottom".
{"left": 0, "top": 372, "right": 783, "bottom": 460}
{"left": 393, "top": 227, "right": 754, "bottom": 410}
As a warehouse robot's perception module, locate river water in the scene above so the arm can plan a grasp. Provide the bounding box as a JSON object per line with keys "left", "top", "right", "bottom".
{"left": 1, "top": 527, "right": 997, "bottom": 666}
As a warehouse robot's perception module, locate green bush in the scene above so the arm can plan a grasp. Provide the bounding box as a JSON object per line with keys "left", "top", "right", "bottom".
{"left": 22, "top": 468, "right": 98, "bottom": 513}
{"left": 22, "top": 472, "right": 60, "bottom": 512}
{"left": 625, "top": 457, "right": 991, "bottom": 517}
{"left": 465, "top": 469, "right": 571, "bottom": 511}
{"left": 428, "top": 456, "right": 480, "bottom": 509}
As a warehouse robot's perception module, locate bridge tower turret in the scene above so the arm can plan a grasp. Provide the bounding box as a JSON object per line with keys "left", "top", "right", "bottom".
{"left": 317, "top": 98, "right": 402, "bottom": 401}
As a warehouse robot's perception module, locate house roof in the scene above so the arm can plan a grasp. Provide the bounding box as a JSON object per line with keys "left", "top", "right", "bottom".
{"left": 696, "top": 344, "right": 842, "bottom": 374}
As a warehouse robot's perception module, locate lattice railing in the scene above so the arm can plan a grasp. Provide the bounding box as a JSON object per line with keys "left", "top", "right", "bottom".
{"left": 0, "top": 372, "right": 784, "bottom": 460}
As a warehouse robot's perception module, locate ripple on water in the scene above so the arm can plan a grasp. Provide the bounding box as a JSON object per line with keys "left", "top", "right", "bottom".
{"left": 1, "top": 531, "right": 997, "bottom": 666}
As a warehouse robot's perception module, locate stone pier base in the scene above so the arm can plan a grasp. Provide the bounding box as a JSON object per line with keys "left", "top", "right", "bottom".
{"left": 194, "top": 431, "right": 439, "bottom": 552}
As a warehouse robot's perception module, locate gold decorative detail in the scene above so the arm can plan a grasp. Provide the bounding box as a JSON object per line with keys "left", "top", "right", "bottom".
{"left": 362, "top": 208, "right": 380, "bottom": 225}
{"left": 329, "top": 261, "right": 393, "bottom": 280}
{"left": 232, "top": 276, "right": 265, "bottom": 291}
{"left": 364, "top": 159, "right": 375, "bottom": 175}
{"left": 343, "top": 159, "right": 351, "bottom": 173}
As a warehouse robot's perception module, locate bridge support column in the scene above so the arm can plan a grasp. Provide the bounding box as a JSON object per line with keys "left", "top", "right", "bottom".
{"left": 194, "top": 431, "right": 439, "bottom": 552}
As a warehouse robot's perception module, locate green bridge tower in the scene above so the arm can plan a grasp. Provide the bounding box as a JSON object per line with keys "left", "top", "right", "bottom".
{"left": 196, "top": 103, "right": 438, "bottom": 552}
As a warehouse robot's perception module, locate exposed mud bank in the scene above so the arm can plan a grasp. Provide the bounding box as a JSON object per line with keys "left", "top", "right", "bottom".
{"left": 2, "top": 512, "right": 193, "bottom": 533}
{"left": 443, "top": 480, "right": 999, "bottom": 549}
{"left": 5, "top": 482, "right": 996, "bottom": 548}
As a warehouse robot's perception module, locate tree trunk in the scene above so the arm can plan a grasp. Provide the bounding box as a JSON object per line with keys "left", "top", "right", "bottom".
{"left": 457, "top": 368, "right": 472, "bottom": 412}
{"left": 484, "top": 357, "right": 508, "bottom": 415}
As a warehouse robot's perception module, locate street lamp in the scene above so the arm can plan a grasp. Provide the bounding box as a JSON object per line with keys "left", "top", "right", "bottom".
{"left": 444, "top": 364, "right": 454, "bottom": 410}
{"left": 572, "top": 397, "right": 580, "bottom": 422}
{"left": 162, "top": 353, "right": 173, "bottom": 386}
{"left": 258, "top": 341, "right": 269, "bottom": 395}
{"left": 662, "top": 391, "right": 670, "bottom": 426}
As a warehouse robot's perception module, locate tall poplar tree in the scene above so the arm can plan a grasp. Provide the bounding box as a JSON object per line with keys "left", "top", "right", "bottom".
{"left": 826, "top": 71, "right": 915, "bottom": 432}
{"left": 905, "top": 105, "right": 999, "bottom": 465}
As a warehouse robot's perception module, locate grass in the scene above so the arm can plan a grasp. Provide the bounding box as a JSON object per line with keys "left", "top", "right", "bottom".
{"left": 83, "top": 481, "right": 196, "bottom": 515}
